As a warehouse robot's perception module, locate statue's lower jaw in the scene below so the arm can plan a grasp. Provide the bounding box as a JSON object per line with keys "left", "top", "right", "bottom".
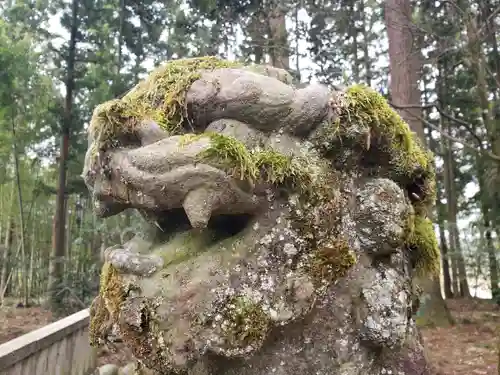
{"left": 101, "top": 209, "right": 258, "bottom": 277}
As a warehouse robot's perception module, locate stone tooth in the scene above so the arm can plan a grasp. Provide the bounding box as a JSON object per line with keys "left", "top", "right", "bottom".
{"left": 182, "top": 188, "right": 217, "bottom": 229}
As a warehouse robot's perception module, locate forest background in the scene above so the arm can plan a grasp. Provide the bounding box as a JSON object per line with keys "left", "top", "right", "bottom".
{"left": 0, "top": 2, "right": 499, "bottom": 368}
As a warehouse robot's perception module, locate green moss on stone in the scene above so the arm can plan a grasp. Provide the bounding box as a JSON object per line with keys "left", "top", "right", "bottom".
{"left": 180, "top": 132, "right": 316, "bottom": 194}
{"left": 332, "top": 85, "right": 440, "bottom": 277}
{"left": 407, "top": 216, "right": 441, "bottom": 277}
{"left": 254, "top": 149, "right": 313, "bottom": 191}
{"left": 332, "top": 85, "right": 437, "bottom": 213}
{"left": 307, "top": 237, "right": 357, "bottom": 287}
{"left": 198, "top": 132, "right": 259, "bottom": 181}
{"left": 89, "top": 56, "right": 242, "bottom": 151}
{"left": 222, "top": 296, "right": 270, "bottom": 349}
{"left": 151, "top": 229, "right": 217, "bottom": 267}
{"left": 413, "top": 175, "right": 437, "bottom": 217}
{"left": 341, "top": 85, "right": 433, "bottom": 176}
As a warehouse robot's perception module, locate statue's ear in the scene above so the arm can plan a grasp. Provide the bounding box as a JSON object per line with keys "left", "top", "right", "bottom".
{"left": 136, "top": 119, "right": 169, "bottom": 146}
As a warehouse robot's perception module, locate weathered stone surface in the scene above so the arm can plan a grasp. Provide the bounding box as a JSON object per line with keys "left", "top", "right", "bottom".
{"left": 97, "top": 364, "right": 119, "bottom": 375}
{"left": 83, "top": 57, "right": 439, "bottom": 375}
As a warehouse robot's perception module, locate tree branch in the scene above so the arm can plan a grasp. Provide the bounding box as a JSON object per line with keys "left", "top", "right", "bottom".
{"left": 389, "top": 103, "right": 500, "bottom": 162}
{"left": 390, "top": 102, "right": 483, "bottom": 145}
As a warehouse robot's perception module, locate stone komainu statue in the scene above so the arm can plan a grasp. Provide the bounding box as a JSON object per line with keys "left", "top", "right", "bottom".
{"left": 83, "top": 57, "right": 439, "bottom": 375}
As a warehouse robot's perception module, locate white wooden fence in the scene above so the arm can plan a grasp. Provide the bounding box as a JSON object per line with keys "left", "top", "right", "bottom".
{"left": 0, "top": 309, "right": 97, "bottom": 375}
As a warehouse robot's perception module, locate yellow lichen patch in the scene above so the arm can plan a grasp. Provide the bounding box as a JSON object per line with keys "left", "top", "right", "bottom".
{"left": 222, "top": 296, "right": 270, "bottom": 349}
{"left": 88, "top": 263, "right": 126, "bottom": 346}
{"left": 88, "top": 295, "right": 110, "bottom": 347}
{"left": 99, "top": 262, "right": 126, "bottom": 321}
{"left": 307, "top": 237, "right": 357, "bottom": 287}
{"left": 407, "top": 216, "right": 441, "bottom": 278}
{"left": 88, "top": 56, "right": 242, "bottom": 150}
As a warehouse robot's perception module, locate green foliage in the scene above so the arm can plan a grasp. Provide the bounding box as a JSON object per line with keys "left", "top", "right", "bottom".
{"left": 307, "top": 0, "right": 385, "bottom": 86}
{"left": 0, "top": 20, "right": 56, "bottom": 152}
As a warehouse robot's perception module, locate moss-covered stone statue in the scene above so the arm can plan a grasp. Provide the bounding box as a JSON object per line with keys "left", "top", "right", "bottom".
{"left": 84, "top": 57, "right": 439, "bottom": 375}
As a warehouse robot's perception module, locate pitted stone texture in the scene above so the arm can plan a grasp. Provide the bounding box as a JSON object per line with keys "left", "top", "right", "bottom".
{"left": 355, "top": 178, "right": 410, "bottom": 256}
{"left": 112, "top": 198, "right": 336, "bottom": 373}
{"left": 359, "top": 265, "right": 411, "bottom": 348}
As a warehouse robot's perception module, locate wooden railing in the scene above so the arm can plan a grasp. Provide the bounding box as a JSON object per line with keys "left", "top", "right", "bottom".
{"left": 0, "top": 309, "right": 97, "bottom": 375}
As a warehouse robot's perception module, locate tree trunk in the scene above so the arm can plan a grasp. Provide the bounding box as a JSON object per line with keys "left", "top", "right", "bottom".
{"left": 384, "top": 0, "right": 424, "bottom": 140}
{"left": 28, "top": 203, "right": 36, "bottom": 300}
{"left": 477, "top": 156, "right": 500, "bottom": 299}
{"left": 293, "top": 2, "right": 301, "bottom": 82}
{"left": 10, "top": 113, "right": 28, "bottom": 306}
{"left": 48, "top": 0, "right": 78, "bottom": 314}
{"left": 385, "top": 0, "right": 453, "bottom": 327}
{"left": 0, "top": 181, "right": 14, "bottom": 304}
{"left": 117, "top": 0, "right": 125, "bottom": 77}
{"left": 465, "top": 16, "right": 500, "bottom": 299}
{"left": 435, "top": 65, "right": 459, "bottom": 298}
{"left": 424, "top": 67, "right": 453, "bottom": 299}
{"left": 360, "top": 0, "right": 371, "bottom": 86}
{"left": 440, "top": 110, "right": 469, "bottom": 297}
{"left": 349, "top": 1, "right": 360, "bottom": 82}
{"left": 415, "top": 277, "right": 454, "bottom": 327}
{"left": 444, "top": 146, "right": 470, "bottom": 298}
{"left": 268, "top": 2, "right": 289, "bottom": 70}
{"left": 246, "top": 9, "right": 265, "bottom": 65}
{"left": 437, "top": 203, "right": 453, "bottom": 298}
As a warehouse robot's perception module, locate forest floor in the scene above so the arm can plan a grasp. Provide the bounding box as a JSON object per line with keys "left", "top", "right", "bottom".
{"left": 0, "top": 298, "right": 497, "bottom": 374}
{"left": 421, "top": 298, "right": 498, "bottom": 375}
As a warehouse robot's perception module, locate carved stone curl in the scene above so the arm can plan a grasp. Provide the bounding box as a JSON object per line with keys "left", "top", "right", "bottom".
{"left": 84, "top": 57, "right": 438, "bottom": 375}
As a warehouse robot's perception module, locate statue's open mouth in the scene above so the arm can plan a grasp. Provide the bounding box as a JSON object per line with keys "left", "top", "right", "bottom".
{"left": 141, "top": 207, "right": 255, "bottom": 242}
